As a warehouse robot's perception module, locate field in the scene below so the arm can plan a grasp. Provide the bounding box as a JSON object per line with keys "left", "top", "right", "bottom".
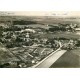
{"left": 0, "top": 42, "right": 19, "bottom": 65}
{"left": 50, "top": 48, "right": 80, "bottom": 68}
{"left": 37, "top": 32, "right": 80, "bottom": 39}
{"left": 0, "top": 16, "right": 80, "bottom": 25}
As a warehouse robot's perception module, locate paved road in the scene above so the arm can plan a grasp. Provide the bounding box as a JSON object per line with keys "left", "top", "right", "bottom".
{"left": 31, "top": 41, "right": 66, "bottom": 68}
{"left": 32, "top": 49, "right": 66, "bottom": 68}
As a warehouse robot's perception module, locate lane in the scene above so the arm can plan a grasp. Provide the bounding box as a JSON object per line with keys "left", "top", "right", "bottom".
{"left": 32, "top": 49, "right": 66, "bottom": 68}
{"left": 31, "top": 41, "right": 64, "bottom": 68}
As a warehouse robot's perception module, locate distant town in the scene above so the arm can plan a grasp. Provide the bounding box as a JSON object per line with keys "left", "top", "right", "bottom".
{"left": 0, "top": 16, "right": 80, "bottom": 68}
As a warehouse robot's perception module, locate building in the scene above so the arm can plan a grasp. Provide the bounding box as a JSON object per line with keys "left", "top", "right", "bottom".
{"left": 75, "top": 28, "right": 80, "bottom": 35}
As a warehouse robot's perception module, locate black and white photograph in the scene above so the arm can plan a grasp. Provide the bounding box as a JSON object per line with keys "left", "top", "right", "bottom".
{"left": 0, "top": 0, "right": 80, "bottom": 80}
{"left": 0, "top": 11, "right": 80, "bottom": 68}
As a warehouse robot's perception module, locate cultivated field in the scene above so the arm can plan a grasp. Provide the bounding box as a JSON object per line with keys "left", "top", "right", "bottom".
{"left": 50, "top": 48, "right": 80, "bottom": 68}
{"left": 37, "top": 32, "right": 80, "bottom": 39}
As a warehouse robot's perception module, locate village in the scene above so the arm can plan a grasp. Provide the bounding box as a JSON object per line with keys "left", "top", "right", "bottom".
{"left": 0, "top": 18, "right": 80, "bottom": 67}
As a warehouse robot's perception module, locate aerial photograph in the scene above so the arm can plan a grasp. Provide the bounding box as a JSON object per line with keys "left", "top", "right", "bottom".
{"left": 0, "top": 11, "right": 80, "bottom": 68}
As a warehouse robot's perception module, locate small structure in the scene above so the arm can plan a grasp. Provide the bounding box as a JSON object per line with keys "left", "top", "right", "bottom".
{"left": 75, "top": 28, "right": 80, "bottom": 31}
{"left": 21, "top": 29, "right": 36, "bottom": 33}
{"left": 75, "top": 28, "right": 80, "bottom": 35}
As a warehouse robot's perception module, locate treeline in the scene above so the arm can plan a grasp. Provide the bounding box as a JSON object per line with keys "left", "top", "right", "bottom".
{"left": 4, "top": 26, "right": 21, "bottom": 31}
{"left": 13, "top": 20, "right": 37, "bottom": 25}
{"left": 49, "top": 27, "right": 66, "bottom": 32}
{"left": 0, "top": 26, "right": 4, "bottom": 37}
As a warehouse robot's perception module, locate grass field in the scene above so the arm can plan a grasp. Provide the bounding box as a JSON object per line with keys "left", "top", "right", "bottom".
{"left": 0, "top": 42, "right": 19, "bottom": 64}
{"left": 38, "top": 32, "right": 80, "bottom": 39}
{"left": 0, "top": 16, "right": 80, "bottom": 25}
{"left": 26, "top": 24, "right": 51, "bottom": 29}
{"left": 50, "top": 48, "right": 80, "bottom": 68}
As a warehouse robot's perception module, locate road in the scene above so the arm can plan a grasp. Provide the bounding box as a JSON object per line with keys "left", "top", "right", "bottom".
{"left": 32, "top": 49, "right": 66, "bottom": 68}
{"left": 32, "top": 41, "right": 66, "bottom": 68}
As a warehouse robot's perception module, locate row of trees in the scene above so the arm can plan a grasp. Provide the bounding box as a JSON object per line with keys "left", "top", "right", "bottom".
{"left": 13, "top": 20, "right": 37, "bottom": 25}
{"left": 48, "top": 23, "right": 77, "bottom": 32}
{"left": 49, "top": 27, "right": 67, "bottom": 32}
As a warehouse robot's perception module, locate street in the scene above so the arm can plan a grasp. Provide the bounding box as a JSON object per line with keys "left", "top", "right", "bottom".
{"left": 32, "top": 49, "right": 67, "bottom": 68}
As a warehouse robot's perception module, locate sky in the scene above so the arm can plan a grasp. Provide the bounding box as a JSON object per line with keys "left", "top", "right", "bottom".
{"left": 0, "top": 11, "right": 80, "bottom": 17}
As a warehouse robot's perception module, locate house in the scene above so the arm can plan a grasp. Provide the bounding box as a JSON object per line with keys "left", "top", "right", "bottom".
{"left": 21, "top": 29, "right": 36, "bottom": 33}
{"left": 75, "top": 28, "right": 80, "bottom": 35}
{"left": 75, "top": 28, "right": 80, "bottom": 31}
